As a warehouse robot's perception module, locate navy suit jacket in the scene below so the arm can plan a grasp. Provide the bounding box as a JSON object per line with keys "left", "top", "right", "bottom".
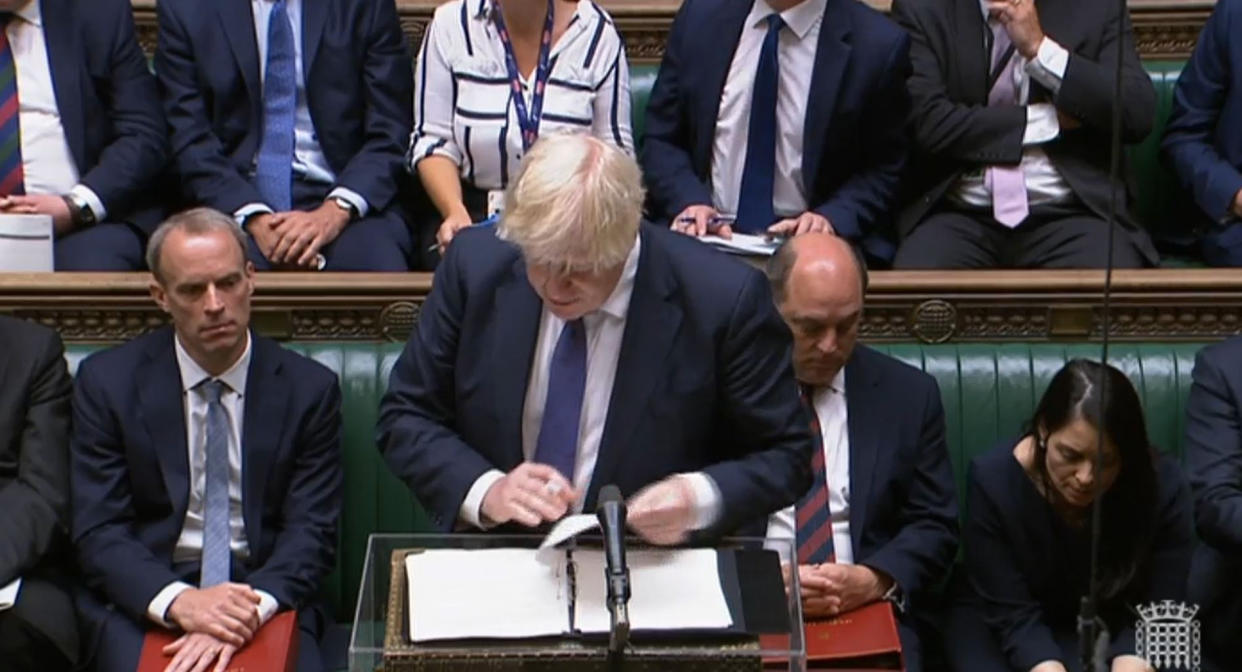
{"left": 639, "top": 0, "right": 910, "bottom": 263}
{"left": 842, "top": 346, "right": 958, "bottom": 607}
{"left": 1162, "top": 0, "right": 1242, "bottom": 256}
{"left": 154, "top": 0, "right": 414, "bottom": 215}
{"left": 70, "top": 329, "right": 343, "bottom": 625}
{"left": 44, "top": 0, "right": 167, "bottom": 232}
{"left": 378, "top": 224, "right": 814, "bottom": 537}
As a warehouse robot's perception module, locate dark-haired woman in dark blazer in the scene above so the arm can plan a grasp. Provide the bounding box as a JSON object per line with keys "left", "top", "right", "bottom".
{"left": 944, "top": 359, "right": 1194, "bottom": 672}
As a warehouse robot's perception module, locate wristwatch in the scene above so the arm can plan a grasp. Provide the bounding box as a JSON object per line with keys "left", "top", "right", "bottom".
{"left": 328, "top": 196, "right": 358, "bottom": 221}
{"left": 63, "top": 192, "right": 98, "bottom": 227}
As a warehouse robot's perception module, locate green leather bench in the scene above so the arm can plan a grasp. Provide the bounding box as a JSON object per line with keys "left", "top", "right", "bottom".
{"left": 63, "top": 340, "right": 1210, "bottom": 628}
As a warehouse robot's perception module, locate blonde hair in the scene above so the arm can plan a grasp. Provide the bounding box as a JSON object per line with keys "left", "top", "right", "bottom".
{"left": 498, "top": 133, "right": 644, "bottom": 272}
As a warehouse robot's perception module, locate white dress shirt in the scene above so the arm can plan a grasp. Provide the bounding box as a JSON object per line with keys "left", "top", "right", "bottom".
{"left": 411, "top": 0, "right": 633, "bottom": 191}
{"left": 951, "top": 4, "right": 1074, "bottom": 209}
{"left": 711, "top": 0, "right": 825, "bottom": 220}
{"left": 6, "top": 2, "right": 104, "bottom": 217}
{"left": 235, "top": 0, "right": 368, "bottom": 224}
{"left": 458, "top": 237, "right": 720, "bottom": 529}
{"left": 766, "top": 370, "right": 852, "bottom": 565}
{"left": 147, "top": 334, "right": 279, "bottom": 628}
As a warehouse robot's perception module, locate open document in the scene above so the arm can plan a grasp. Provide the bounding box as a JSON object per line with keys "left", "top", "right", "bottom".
{"left": 700, "top": 233, "right": 781, "bottom": 257}
{"left": 0, "top": 214, "right": 53, "bottom": 271}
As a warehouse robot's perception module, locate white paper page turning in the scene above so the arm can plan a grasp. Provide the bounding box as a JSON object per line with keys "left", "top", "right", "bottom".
{"left": 574, "top": 548, "right": 733, "bottom": 634}
{"left": 406, "top": 549, "right": 568, "bottom": 641}
{"left": 701, "top": 233, "right": 781, "bottom": 257}
{"left": 0, "top": 578, "right": 21, "bottom": 612}
{"left": 540, "top": 513, "right": 600, "bottom": 549}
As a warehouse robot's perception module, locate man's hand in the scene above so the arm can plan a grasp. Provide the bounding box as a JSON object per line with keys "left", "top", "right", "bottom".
{"left": 162, "top": 632, "right": 238, "bottom": 672}
{"left": 1030, "top": 662, "right": 1070, "bottom": 672}
{"left": 766, "top": 212, "right": 833, "bottom": 239}
{"left": 0, "top": 194, "right": 74, "bottom": 235}
{"left": 246, "top": 213, "right": 285, "bottom": 264}
{"left": 269, "top": 202, "right": 349, "bottom": 267}
{"left": 436, "top": 210, "right": 474, "bottom": 254}
{"left": 986, "top": 0, "right": 1045, "bottom": 59}
{"left": 166, "top": 583, "right": 262, "bottom": 647}
{"left": 671, "top": 204, "right": 731, "bottom": 239}
{"left": 1057, "top": 109, "right": 1082, "bottom": 132}
{"left": 627, "top": 476, "right": 697, "bottom": 545}
{"left": 801, "top": 564, "right": 892, "bottom": 618}
{"left": 1231, "top": 188, "right": 1242, "bottom": 220}
{"left": 1110, "top": 656, "right": 1153, "bottom": 672}
{"left": 479, "top": 462, "right": 577, "bottom": 528}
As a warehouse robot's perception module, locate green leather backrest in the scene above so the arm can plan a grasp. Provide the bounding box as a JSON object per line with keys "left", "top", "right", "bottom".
{"left": 63, "top": 339, "right": 1211, "bottom": 620}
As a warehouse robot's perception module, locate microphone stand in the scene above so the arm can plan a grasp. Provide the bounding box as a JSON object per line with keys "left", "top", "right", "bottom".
{"left": 1078, "top": 0, "right": 1126, "bottom": 666}
{"left": 597, "top": 485, "right": 631, "bottom": 668}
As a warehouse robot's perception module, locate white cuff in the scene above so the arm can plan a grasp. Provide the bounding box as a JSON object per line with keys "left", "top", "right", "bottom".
{"left": 1023, "top": 103, "right": 1061, "bottom": 145}
{"left": 1025, "top": 37, "right": 1069, "bottom": 94}
{"left": 327, "top": 187, "right": 370, "bottom": 218}
{"left": 763, "top": 505, "right": 796, "bottom": 565}
{"left": 460, "top": 469, "right": 506, "bottom": 530}
{"left": 254, "top": 589, "right": 280, "bottom": 626}
{"left": 234, "top": 203, "right": 274, "bottom": 228}
{"left": 147, "top": 581, "right": 194, "bottom": 628}
{"left": 70, "top": 184, "right": 107, "bottom": 221}
{"left": 678, "top": 472, "right": 722, "bottom": 531}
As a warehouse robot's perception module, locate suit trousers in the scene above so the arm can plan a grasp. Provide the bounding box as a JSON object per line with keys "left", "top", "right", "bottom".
{"left": 0, "top": 577, "right": 77, "bottom": 671}
{"left": 892, "top": 203, "right": 1150, "bottom": 269}
{"left": 246, "top": 177, "right": 414, "bottom": 271}
{"left": 55, "top": 222, "right": 146, "bottom": 271}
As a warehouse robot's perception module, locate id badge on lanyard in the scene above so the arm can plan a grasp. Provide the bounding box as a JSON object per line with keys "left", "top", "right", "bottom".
{"left": 492, "top": 0, "right": 556, "bottom": 152}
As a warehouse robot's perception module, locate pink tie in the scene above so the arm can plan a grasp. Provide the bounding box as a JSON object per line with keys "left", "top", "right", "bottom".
{"left": 986, "top": 23, "right": 1029, "bottom": 228}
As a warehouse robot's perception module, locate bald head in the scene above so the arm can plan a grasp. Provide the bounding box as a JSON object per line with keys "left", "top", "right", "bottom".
{"left": 766, "top": 233, "right": 866, "bottom": 386}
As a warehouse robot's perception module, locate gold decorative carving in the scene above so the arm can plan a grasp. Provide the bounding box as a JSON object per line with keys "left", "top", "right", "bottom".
{"left": 910, "top": 300, "right": 959, "bottom": 344}
{"left": 14, "top": 310, "right": 167, "bottom": 342}
{"left": 380, "top": 301, "right": 421, "bottom": 343}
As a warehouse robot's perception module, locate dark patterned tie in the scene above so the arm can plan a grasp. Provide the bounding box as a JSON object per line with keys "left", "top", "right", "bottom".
{"left": 0, "top": 14, "right": 24, "bottom": 197}
{"left": 532, "top": 319, "right": 587, "bottom": 480}
{"left": 796, "top": 385, "right": 835, "bottom": 564}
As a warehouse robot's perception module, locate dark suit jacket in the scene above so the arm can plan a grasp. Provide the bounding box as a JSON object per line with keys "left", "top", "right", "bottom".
{"left": 378, "top": 224, "right": 814, "bottom": 537}
{"left": 639, "top": 0, "right": 910, "bottom": 263}
{"left": 1184, "top": 337, "right": 1242, "bottom": 665}
{"left": 44, "top": 0, "right": 167, "bottom": 232}
{"left": 1162, "top": 0, "right": 1242, "bottom": 256}
{"left": 0, "top": 316, "right": 76, "bottom": 660}
{"left": 842, "top": 346, "right": 958, "bottom": 610}
{"left": 154, "top": 0, "right": 414, "bottom": 215}
{"left": 70, "top": 329, "right": 343, "bottom": 629}
{"left": 892, "top": 0, "right": 1158, "bottom": 264}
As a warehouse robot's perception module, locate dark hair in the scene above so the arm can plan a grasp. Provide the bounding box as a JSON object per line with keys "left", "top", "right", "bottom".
{"left": 766, "top": 237, "right": 869, "bottom": 304}
{"left": 146, "top": 208, "right": 249, "bottom": 283}
{"left": 1027, "top": 359, "right": 1158, "bottom": 600}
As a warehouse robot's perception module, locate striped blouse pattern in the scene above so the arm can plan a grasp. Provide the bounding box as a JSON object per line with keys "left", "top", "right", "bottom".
{"left": 409, "top": 0, "right": 633, "bottom": 191}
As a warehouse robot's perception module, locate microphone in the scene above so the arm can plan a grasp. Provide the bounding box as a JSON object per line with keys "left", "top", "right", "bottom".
{"left": 596, "top": 484, "right": 631, "bottom": 654}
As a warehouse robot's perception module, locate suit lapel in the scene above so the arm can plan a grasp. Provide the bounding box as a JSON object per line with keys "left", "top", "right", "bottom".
{"left": 301, "top": 0, "right": 328, "bottom": 83}
{"left": 219, "top": 0, "right": 262, "bottom": 115}
{"left": 137, "top": 332, "right": 191, "bottom": 527}
{"left": 491, "top": 260, "right": 542, "bottom": 470}
{"left": 40, "top": 0, "right": 85, "bottom": 170}
{"left": 801, "top": 0, "right": 852, "bottom": 187}
{"left": 694, "top": 3, "right": 752, "bottom": 174}
{"left": 955, "top": 0, "right": 990, "bottom": 104}
{"left": 845, "top": 347, "right": 881, "bottom": 552}
{"left": 241, "top": 335, "right": 288, "bottom": 552}
{"left": 586, "top": 230, "right": 682, "bottom": 509}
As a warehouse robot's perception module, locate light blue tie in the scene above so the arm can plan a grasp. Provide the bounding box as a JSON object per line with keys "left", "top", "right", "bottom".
{"left": 200, "top": 380, "right": 232, "bottom": 588}
{"left": 254, "top": 0, "right": 296, "bottom": 211}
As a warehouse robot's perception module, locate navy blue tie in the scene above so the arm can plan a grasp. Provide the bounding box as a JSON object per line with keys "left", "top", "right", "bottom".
{"left": 736, "top": 14, "right": 784, "bottom": 234}
{"left": 533, "top": 320, "right": 587, "bottom": 481}
{"left": 255, "top": 0, "right": 296, "bottom": 211}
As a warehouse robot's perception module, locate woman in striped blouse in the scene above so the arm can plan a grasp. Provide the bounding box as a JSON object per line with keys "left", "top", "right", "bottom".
{"left": 410, "top": 0, "right": 633, "bottom": 254}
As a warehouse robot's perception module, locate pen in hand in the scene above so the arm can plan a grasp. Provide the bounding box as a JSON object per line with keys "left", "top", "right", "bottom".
{"left": 428, "top": 214, "right": 499, "bottom": 253}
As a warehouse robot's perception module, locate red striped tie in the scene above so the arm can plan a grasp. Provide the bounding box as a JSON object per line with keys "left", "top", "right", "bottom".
{"left": 796, "top": 384, "right": 835, "bottom": 565}
{"left": 0, "top": 15, "right": 24, "bottom": 197}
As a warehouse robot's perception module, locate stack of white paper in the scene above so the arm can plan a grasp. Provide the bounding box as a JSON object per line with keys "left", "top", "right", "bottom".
{"left": 701, "top": 233, "right": 781, "bottom": 257}
{"left": 0, "top": 214, "right": 52, "bottom": 271}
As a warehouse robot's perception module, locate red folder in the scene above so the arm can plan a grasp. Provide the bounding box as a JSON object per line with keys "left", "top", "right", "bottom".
{"left": 137, "top": 610, "right": 299, "bottom": 672}
{"left": 762, "top": 601, "right": 904, "bottom": 670}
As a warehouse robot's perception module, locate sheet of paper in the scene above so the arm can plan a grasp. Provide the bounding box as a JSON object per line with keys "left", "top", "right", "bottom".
{"left": 540, "top": 513, "right": 600, "bottom": 549}
{"left": 0, "top": 214, "right": 52, "bottom": 271}
{"left": 405, "top": 549, "right": 568, "bottom": 642}
{"left": 0, "top": 578, "right": 21, "bottom": 611}
{"left": 701, "top": 233, "right": 781, "bottom": 257}
{"left": 574, "top": 548, "right": 733, "bottom": 634}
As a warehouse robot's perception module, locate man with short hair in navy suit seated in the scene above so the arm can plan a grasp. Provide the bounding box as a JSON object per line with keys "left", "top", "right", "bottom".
{"left": 155, "top": 0, "right": 415, "bottom": 271}
{"left": 379, "top": 133, "right": 813, "bottom": 543}
{"left": 71, "top": 208, "right": 343, "bottom": 672}
{"left": 0, "top": 0, "right": 166, "bottom": 270}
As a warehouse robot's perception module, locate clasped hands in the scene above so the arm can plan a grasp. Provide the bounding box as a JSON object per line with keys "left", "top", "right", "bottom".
{"left": 784, "top": 562, "right": 892, "bottom": 619}
{"left": 161, "top": 583, "right": 263, "bottom": 672}
{"left": 479, "top": 462, "right": 700, "bottom": 544}
{"left": 248, "top": 201, "right": 350, "bottom": 269}
{"left": 670, "top": 204, "right": 833, "bottom": 240}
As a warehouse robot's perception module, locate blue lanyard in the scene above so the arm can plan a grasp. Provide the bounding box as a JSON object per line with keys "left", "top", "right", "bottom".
{"left": 492, "top": 0, "right": 555, "bottom": 151}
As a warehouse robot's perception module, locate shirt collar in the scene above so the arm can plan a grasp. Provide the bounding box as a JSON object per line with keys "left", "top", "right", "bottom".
{"left": 594, "top": 234, "right": 641, "bottom": 321}
{"left": 749, "top": 0, "right": 826, "bottom": 41}
{"left": 14, "top": 0, "right": 41, "bottom": 28}
{"left": 828, "top": 368, "right": 845, "bottom": 396}
{"left": 175, "top": 331, "right": 252, "bottom": 397}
